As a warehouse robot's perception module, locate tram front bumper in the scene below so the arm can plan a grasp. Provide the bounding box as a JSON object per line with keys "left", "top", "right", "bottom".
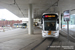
{"left": 42, "top": 34, "right": 59, "bottom": 38}
{"left": 42, "top": 31, "right": 59, "bottom": 38}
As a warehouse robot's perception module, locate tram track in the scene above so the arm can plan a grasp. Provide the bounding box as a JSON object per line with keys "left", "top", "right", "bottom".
{"left": 31, "top": 38, "right": 47, "bottom": 50}
{"left": 21, "top": 34, "right": 68, "bottom": 50}
{"left": 46, "top": 39, "right": 55, "bottom": 50}
{"left": 31, "top": 33, "right": 66, "bottom": 50}
{"left": 31, "top": 38, "right": 56, "bottom": 50}
{"left": 20, "top": 32, "right": 74, "bottom": 50}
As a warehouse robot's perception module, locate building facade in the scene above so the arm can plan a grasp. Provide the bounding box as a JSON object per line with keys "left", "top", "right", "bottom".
{"left": 0, "top": 20, "right": 22, "bottom": 27}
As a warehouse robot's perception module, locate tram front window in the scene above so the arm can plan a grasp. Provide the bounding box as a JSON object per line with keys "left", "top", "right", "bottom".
{"left": 44, "top": 22, "right": 56, "bottom": 31}
{"left": 22, "top": 23, "right": 27, "bottom": 26}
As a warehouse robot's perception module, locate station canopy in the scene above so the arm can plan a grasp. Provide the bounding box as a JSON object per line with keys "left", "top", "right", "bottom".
{"left": 0, "top": 0, "right": 58, "bottom": 18}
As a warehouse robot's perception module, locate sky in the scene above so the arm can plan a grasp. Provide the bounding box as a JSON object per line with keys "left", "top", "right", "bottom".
{"left": 0, "top": 9, "right": 28, "bottom": 21}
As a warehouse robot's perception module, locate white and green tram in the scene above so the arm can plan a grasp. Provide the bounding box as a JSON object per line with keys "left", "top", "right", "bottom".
{"left": 41, "top": 14, "right": 59, "bottom": 38}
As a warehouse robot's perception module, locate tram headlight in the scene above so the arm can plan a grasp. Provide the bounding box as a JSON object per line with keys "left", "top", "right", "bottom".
{"left": 43, "top": 31, "right": 46, "bottom": 33}
{"left": 53, "top": 31, "right": 57, "bottom": 33}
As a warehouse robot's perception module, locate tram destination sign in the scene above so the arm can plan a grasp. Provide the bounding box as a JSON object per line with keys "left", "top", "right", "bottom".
{"left": 43, "top": 14, "right": 58, "bottom": 19}
{"left": 63, "top": 10, "right": 70, "bottom": 21}
{"left": 44, "top": 15, "right": 55, "bottom": 17}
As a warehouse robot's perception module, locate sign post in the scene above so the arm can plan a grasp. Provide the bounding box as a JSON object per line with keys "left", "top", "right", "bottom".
{"left": 63, "top": 10, "right": 70, "bottom": 41}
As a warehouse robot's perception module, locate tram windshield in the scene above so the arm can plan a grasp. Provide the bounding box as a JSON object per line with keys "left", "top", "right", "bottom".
{"left": 44, "top": 21, "right": 56, "bottom": 31}
{"left": 22, "top": 23, "right": 27, "bottom": 26}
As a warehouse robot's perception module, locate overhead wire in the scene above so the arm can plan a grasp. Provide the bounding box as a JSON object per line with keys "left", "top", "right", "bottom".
{"left": 14, "top": 0, "right": 25, "bottom": 17}
{"left": 42, "top": 0, "right": 59, "bottom": 14}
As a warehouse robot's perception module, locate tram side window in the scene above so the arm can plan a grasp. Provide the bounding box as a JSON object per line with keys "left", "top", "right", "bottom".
{"left": 44, "top": 22, "right": 56, "bottom": 30}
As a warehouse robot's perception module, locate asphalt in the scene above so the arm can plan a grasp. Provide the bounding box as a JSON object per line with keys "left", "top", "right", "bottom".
{"left": 0, "top": 27, "right": 75, "bottom": 50}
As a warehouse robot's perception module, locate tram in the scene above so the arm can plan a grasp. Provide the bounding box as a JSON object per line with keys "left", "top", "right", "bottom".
{"left": 41, "top": 13, "right": 59, "bottom": 38}
{"left": 13, "top": 23, "right": 27, "bottom": 28}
